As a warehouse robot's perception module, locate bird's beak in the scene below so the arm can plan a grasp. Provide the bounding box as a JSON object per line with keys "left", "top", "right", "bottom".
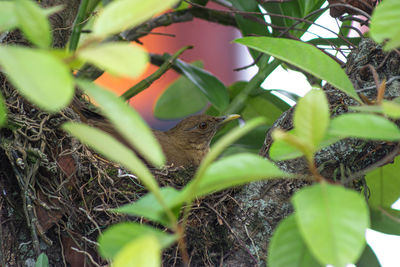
{"left": 217, "top": 114, "right": 241, "bottom": 124}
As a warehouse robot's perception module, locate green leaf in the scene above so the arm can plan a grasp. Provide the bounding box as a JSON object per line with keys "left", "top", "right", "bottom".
{"left": 328, "top": 113, "right": 400, "bottom": 141}
{"left": 15, "top": 0, "right": 52, "bottom": 48}
{"left": 234, "top": 37, "right": 361, "bottom": 102}
{"left": 62, "top": 122, "right": 160, "bottom": 195}
{"left": 98, "top": 222, "right": 176, "bottom": 259}
{"left": 260, "top": 0, "right": 324, "bottom": 38}
{"left": 292, "top": 183, "right": 370, "bottom": 267}
{"left": 382, "top": 100, "right": 400, "bottom": 119}
{"left": 115, "top": 187, "right": 183, "bottom": 227}
{"left": 0, "top": 92, "right": 7, "bottom": 127}
{"left": 76, "top": 80, "right": 165, "bottom": 167}
{"left": 294, "top": 89, "right": 330, "bottom": 151}
{"left": 349, "top": 105, "right": 383, "bottom": 113}
{"left": 269, "top": 132, "right": 341, "bottom": 161}
{"left": 175, "top": 59, "right": 229, "bottom": 112}
{"left": 297, "top": 0, "right": 326, "bottom": 18}
{"left": 42, "top": 5, "right": 65, "bottom": 17}
{"left": 191, "top": 153, "right": 288, "bottom": 197}
{"left": 365, "top": 155, "right": 400, "bottom": 209}
{"left": 268, "top": 89, "right": 300, "bottom": 102}
{"left": 241, "top": 94, "right": 288, "bottom": 124}
{"left": 370, "top": 0, "right": 400, "bottom": 50}
{"left": 370, "top": 208, "right": 400, "bottom": 236}
{"left": 269, "top": 137, "right": 303, "bottom": 161}
{"left": 0, "top": 2, "right": 18, "bottom": 32}
{"left": 35, "top": 253, "right": 49, "bottom": 267}
{"left": 268, "top": 215, "right": 322, "bottom": 267}
{"left": 356, "top": 244, "right": 380, "bottom": 267}
{"left": 183, "top": 118, "right": 266, "bottom": 202}
{"left": 78, "top": 42, "right": 148, "bottom": 78}
{"left": 113, "top": 235, "right": 160, "bottom": 267}
{"left": 229, "top": 0, "right": 268, "bottom": 60}
{"left": 307, "top": 37, "right": 361, "bottom": 47}
{"left": 93, "top": 0, "right": 179, "bottom": 37}
{"left": 0, "top": 46, "right": 74, "bottom": 112}
{"left": 154, "top": 70, "right": 208, "bottom": 120}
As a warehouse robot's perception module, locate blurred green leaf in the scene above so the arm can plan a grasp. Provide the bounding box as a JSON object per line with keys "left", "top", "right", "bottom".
{"left": 0, "top": 92, "right": 7, "bottom": 127}
{"left": 370, "top": 208, "right": 400, "bottom": 236}
{"left": 93, "top": 0, "right": 179, "bottom": 37}
{"left": 0, "top": 46, "right": 74, "bottom": 112}
{"left": 42, "top": 5, "right": 65, "bottom": 17}
{"left": 77, "top": 80, "right": 165, "bottom": 167}
{"left": 175, "top": 59, "right": 229, "bottom": 112}
{"left": 78, "top": 42, "right": 148, "bottom": 78}
{"left": 98, "top": 222, "right": 176, "bottom": 259}
{"left": 191, "top": 153, "right": 288, "bottom": 197}
{"left": 307, "top": 37, "right": 361, "bottom": 47}
{"left": 115, "top": 187, "right": 183, "bottom": 227}
{"left": 294, "top": 89, "right": 329, "bottom": 151}
{"left": 338, "top": 19, "right": 352, "bottom": 38}
{"left": 382, "top": 100, "right": 400, "bottom": 119}
{"left": 292, "top": 183, "right": 369, "bottom": 267}
{"left": 370, "top": 0, "right": 400, "bottom": 50}
{"left": 349, "top": 105, "right": 383, "bottom": 113}
{"left": 269, "top": 131, "right": 340, "bottom": 161}
{"left": 260, "top": 0, "right": 325, "bottom": 37}
{"left": 268, "top": 214, "right": 322, "bottom": 267}
{"left": 183, "top": 118, "right": 267, "bottom": 202}
{"left": 269, "top": 137, "right": 303, "bottom": 161}
{"left": 0, "top": 2, "right": 18, "bottom": 32}
{"left": 329, "top": 113, "right": 400, "bottom": 141}
{"left": 365, "top": 156, "right": 400, "bottom": 209}
{"left": 268, "top": 89, "right": 300, "bottom": 103}
{"left": 113, "top": 235, "right": 160, "bottom": 267}
{"left": 234, "top": 37, "right": 361, "bottom": 102}
{"left": 229, "top": 0, "right": 268, "bottom": 60}
{"left": 356, "top": 244, "right": 380, "bottom": 267}
{"left": 154, "top": 62, "right": 208, "bottom": 119}
{"left": 62, "top": 122, "right": 160, "bottom": 196}
{"left": 232, "top": 124, "right": 269, "bottom": 150}
{"left": 174, "top": 1, "right": 189, "bottom": 10}
{"left": 241, "top": 95, "right": 287, "bottom": 124}
{"left": 16, "top": 0, "right": 52, "bottom": 48}
{"left": 35, "top": 253, "right": 49, "bottom": 267}
{"left": 297, "top": 0, "right": 326, "bottom": 18}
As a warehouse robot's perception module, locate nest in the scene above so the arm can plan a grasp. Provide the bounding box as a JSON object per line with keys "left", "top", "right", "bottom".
{"left": 0, "top": 75, "right": 243, "bottom": 266}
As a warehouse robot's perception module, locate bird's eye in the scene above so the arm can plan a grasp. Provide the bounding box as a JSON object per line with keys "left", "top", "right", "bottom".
{"left": 198, "top": 122, "right": 208, "bottom": 129}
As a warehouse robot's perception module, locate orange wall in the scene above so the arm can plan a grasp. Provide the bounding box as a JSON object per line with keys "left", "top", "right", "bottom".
{"left": 96, "top": 5, "right": 240, "bottom": 130}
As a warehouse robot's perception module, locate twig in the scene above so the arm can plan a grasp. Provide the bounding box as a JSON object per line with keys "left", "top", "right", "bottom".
{"left": 7, "top": 150, "right": 41, "bottom": 256}
{"left": 204, "top": 202, "right": 259, "bottom": 265}
{"left": 121, "top": 9, "right": 194, "bottom": 41}
{"left": 355, "top": 76, "right": 400, "bottom": 93}
{"left": 121, "top": 45, "right": 193, "bottom": 100}
{"left": 378, "top": 207, "right": 400, "bottom": 224}
{"left": 71, "top": 247, "right": 102, "bottom": 267}
{"left": 341, "top": 144, "right": 400, "bottom": 185}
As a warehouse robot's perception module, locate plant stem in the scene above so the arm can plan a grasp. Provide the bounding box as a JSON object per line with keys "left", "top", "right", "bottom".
{"left": 223, "top": 55, "right": 280, "bottom": 114}
{"left": 69, "top": 0, "right": 90, "bottom": 51}
{"left": 120, "top": 45, "right": 193, "bottom": 101}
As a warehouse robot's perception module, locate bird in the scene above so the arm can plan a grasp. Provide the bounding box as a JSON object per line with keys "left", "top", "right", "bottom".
{"left": 71, "top": 97, "right": 239, "bottom": 167}
{"left": 151, "top": 114, "right": 240, "bottom": 167}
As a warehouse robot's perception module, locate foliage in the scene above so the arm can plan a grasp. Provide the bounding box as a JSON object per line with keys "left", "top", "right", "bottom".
{"left": 1, "top": 0, "right": 400, "bottom": 266}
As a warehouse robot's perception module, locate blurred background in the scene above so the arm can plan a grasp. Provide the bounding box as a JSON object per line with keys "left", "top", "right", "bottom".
{"left": 96, "top": 2, "right": 241, "bottom": 130}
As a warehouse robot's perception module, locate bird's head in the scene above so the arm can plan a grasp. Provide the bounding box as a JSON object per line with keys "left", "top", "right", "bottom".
{"left": 167, "top": 114, "right": 240, "bottom": 150}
